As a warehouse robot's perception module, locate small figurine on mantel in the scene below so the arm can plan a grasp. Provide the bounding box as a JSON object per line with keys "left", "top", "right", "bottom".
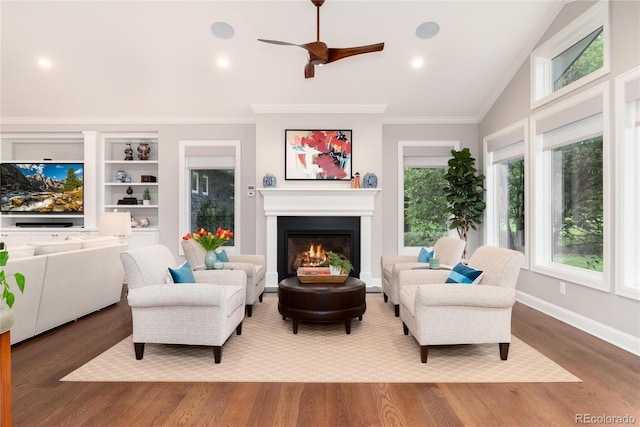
{"left": 124, "top": 144, "right": 133, "bottom": 161}
{"left": 351, "top": 173, "right": 360, "bottom": 188}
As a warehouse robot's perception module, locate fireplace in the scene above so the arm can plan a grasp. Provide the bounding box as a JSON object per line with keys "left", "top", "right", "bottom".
{"left": 277, "top": 216, "right": 360, "bottom": 281}
{"left": 259, "top": 188, "right": 380, "bottom": 288}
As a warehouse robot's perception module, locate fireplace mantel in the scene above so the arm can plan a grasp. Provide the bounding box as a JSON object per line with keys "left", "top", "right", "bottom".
{"left": 259, "top": 188, "right": 380, "bottom": 287}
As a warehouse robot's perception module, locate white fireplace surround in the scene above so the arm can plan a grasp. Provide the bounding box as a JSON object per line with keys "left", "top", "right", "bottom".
{"left": 259, "top": 188, "right": 380, "bottom": 288}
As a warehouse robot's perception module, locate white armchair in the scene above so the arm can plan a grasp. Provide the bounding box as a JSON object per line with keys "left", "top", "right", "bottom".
{"left": 181, "top": 239, "right": 266, "bottom": 317}
{"left": 120, "top": 244, "right": 247, "bottom": 363}
{"left": 399, "top": 245, "right": 525, "bottom": 363}
{"left": 380, "top": 236, "right": 466, "bottom": 316}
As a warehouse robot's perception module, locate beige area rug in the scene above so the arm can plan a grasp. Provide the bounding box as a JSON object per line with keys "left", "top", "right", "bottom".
{"left": 62, "top": 294, "right": 580, "bottom": 383}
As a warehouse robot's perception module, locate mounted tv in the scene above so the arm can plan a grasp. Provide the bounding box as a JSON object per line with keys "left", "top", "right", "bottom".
{"left": 0, "top": 162, "right": 84, "bottom": 214}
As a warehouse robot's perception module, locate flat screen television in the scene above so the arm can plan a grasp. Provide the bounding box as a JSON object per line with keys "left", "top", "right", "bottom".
{"left": 0, "top": 162, "right": 84, "bottom": 214}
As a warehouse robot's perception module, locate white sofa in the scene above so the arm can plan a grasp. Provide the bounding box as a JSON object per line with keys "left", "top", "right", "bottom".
{"left": 4, "top": 237, "right": 128, "bottom": 344}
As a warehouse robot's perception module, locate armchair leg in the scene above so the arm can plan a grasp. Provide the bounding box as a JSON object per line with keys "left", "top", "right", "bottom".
{"left": 246, "top": 305, "right": 253, "bottom": 317}
{"left": 236, "top": 321, "right": 243, "bottom": 335}
{"left": 134, "top": 342, "right": 145, "bottom": 360}
{"left": 259, "top": 292, "right": 264, "bottom": 303}
{"left": 420, "top": 346, "right": 428, "bottom": 363}
{"left": 383, "top": 292, "right": 388, "bottom": 303}
{"left": 499, "top": 342, "right": 510, "bottom": 360}
{"left": 402, "top": 322, "right": 409, "bottom": 336}
{"left": 213, "top": 346, "right": 222, "bottom": 363}
{"left": 394, "top": 304, "right": 399, "bottom": 317}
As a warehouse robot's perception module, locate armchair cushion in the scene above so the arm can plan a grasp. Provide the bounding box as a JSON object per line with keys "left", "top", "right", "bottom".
{"left": 168, "top": 261, "right": 196, "bottom": 284}
{"left": 445, "top": 262, "right": 484, "bottom": 284}
{"left": 417, "top": 247, "right": 435, "bottom": 263}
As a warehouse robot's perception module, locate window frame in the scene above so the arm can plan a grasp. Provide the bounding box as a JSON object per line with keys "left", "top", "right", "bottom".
{"left": 530, "top": 0, "right": 610, "bottom": 109}
{"left": 614, "top": 66, "right": 640, "bottom": 301}
{"left": 200, "top": 174, "right": 209, "bottom": 196}
{"left": 397, "top": 140, "right": 460, "bottom": 255}
{"left": 191, "top": 171, "right": 199, "bottom": 194}
{"left": 178, "top": 140, "right": 241, "bottom": 255}
{"left": 483, "top": 119, "right": 529, "bottom": 267}
{"left": 530, "top": 82, "right": 610, "bottom": 291}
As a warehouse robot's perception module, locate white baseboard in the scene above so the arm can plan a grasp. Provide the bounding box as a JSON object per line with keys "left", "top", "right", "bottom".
{"left": 516, "top": 291, "right": 640, "bottom": 356}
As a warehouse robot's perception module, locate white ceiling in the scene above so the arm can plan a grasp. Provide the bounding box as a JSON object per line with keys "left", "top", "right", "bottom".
{"left": 0, "top": 0, "right": 567, "bottom": 123}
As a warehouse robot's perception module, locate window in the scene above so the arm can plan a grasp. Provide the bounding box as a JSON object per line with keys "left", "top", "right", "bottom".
{"left": 484, "top": 120, "right": 527, "bottom": 255}
{"left": 531, "top": 83, "right": 609, "bottom": 290}
{"left": 398, "top": 141, "right": 459, "bottom": 254}
{"left": 179, "top": 141, "right": 241, "bottom": 252}
{"left": 201, "top": 175, "right": 209, "bottom": 196}
{"left": 615, "top": 67, "right": 640, "bottom": 300}
{"left": 191, "top": 171, "right": 199, "bottom": 194}
{"left": 531, "top": 0, "right": 609, "bottom": 108}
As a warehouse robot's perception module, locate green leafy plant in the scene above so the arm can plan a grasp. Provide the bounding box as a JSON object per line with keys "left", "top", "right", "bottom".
{"left": 443, "top": 148, "right": 486, "bottom": 258}
{"left": 143, "top": 188, "right": 151, "bottom": 201}
{"left": 1, "top": 248, "right": 25, "bottom": 309}
{"left": 321, "top": 251, "right": 353, "bottom": 275}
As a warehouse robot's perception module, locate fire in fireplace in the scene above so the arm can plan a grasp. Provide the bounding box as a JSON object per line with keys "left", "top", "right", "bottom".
{"left": 277, "top": 216, "right": 360, "bottom": 281}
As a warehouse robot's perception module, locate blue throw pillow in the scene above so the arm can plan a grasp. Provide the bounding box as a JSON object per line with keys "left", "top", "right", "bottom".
{"left": 216, "top": 249, "right": 229, "bottom": 262}
{"left": 168, "top": 261, "right": 196, "bottom": 284}
{"left": 446, "top": 262, "right": 484, "bottom": 285}
{"left": 417, "top": 247, "right": 435, "bottom": 263}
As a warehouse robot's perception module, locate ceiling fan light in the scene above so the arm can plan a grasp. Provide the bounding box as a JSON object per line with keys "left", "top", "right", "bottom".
{"left": 411, "top": 58, "right": 424, "bottom": 68}
{"left": 217, "top": 57, "right": 230, "bottom": 68}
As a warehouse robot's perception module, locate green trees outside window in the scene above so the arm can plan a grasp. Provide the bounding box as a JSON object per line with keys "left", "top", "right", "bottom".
{"left": 403, "top": 167, "right": 449, "bottom": 247}
{"left": 496, "top": 157, "right": 525, "bottom": 252}
{"left": 552, "top": 137, "right": 603, "bottom": 271}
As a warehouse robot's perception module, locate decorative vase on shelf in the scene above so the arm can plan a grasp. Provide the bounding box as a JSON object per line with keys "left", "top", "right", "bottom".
{"left": 205, "top": 251, "right": 217, "bottom": 269}
{"left": 263, "top": 173, "right": 277, "bottom": 188}
{"left": 363, "top": 172, "right": 378, "bottom": 188}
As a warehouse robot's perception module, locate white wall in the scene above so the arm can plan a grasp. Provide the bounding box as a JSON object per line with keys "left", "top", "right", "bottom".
{"left": 254, "top": 112, "right": 384, "bottom": 278}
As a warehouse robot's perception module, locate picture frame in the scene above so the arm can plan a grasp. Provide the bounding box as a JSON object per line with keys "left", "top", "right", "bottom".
{"left": 285, "top": 129, "right": 352, "bottom": 180}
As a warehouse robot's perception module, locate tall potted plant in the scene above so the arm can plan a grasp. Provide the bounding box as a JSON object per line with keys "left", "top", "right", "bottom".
{"left": 443, "top": 148, "right": 486, "bottom": 258}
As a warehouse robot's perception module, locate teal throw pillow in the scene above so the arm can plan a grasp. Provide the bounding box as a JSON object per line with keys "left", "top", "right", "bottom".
{"left": 216, "top": 249, "right": 229, "bottom": 262}
{"left": 446, "top": 262, "right": 484, "bottom": 285}
{"left": 417, "top": 247, "right": 435, "bottom": 263}
{"left": 168, "top": 261, "right": 196, "bottom": 284}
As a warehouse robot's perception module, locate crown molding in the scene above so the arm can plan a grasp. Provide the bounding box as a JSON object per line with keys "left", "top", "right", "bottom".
{"left": 250, "top": 104, "right": 387, "bottom": 114}
{"left": 383, "top": 116, "right": 478, "bottom": 125}
{"left": 0, "top": 113, "right": 479, "bottom": 126}
{"left": 0, "top": 116, "right": 256, "bottom": 125}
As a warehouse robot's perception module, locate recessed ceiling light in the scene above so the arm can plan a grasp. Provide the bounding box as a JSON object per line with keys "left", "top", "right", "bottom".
{"left": 211, "top": 22, "right": 235, "bottom": 39}
{"left": 411, "top": 58, "right": 424, "bottom": 68}
{"left": 37, "top": 58, "right": 52, "bottom": 68}
{"left": 217, "top": 57, "right": 230, "bottom": 68}
{"left": 416, "top": 21, "right": 440, "bottom": 40}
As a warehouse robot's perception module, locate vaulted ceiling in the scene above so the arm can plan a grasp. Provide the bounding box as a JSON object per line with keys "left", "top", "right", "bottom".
{"left": 0, "top": 0, "right": 567, "bottom": 122}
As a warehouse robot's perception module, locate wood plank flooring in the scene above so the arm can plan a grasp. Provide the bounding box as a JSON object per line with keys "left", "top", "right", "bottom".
{"left": 8, "top": 297, "right": 640, "bottom": 427}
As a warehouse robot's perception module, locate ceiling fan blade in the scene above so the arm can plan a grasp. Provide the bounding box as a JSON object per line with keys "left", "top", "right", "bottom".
{"left": 259, "top": 39, "right": 328, "bottom": 62}
{"left": 327, "top": 43, "right": 385, "bottom": 63}
{"left": 304, "top": 62, "right": 315, "bottom": 79}
{"left": 257, "top": 39, "right": 299, "bottom": 47}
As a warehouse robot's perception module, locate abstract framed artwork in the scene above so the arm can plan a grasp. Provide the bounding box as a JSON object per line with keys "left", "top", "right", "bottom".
{"left": 285, "top": 129, "right": 352, "bottom": 180}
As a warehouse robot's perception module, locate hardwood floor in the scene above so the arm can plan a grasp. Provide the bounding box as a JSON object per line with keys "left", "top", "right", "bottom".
{"left": 9, "top": 296, "right": 640, "bottom": 427}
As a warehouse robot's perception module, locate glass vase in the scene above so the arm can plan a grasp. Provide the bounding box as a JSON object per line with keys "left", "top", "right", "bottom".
{"left": 205, "top": 250, "right": 218, "bottom": 269}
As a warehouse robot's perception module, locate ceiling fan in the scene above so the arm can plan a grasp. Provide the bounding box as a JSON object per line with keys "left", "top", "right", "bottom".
{"left": 258, "top": 0, "right": 384, "bottom": 79}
